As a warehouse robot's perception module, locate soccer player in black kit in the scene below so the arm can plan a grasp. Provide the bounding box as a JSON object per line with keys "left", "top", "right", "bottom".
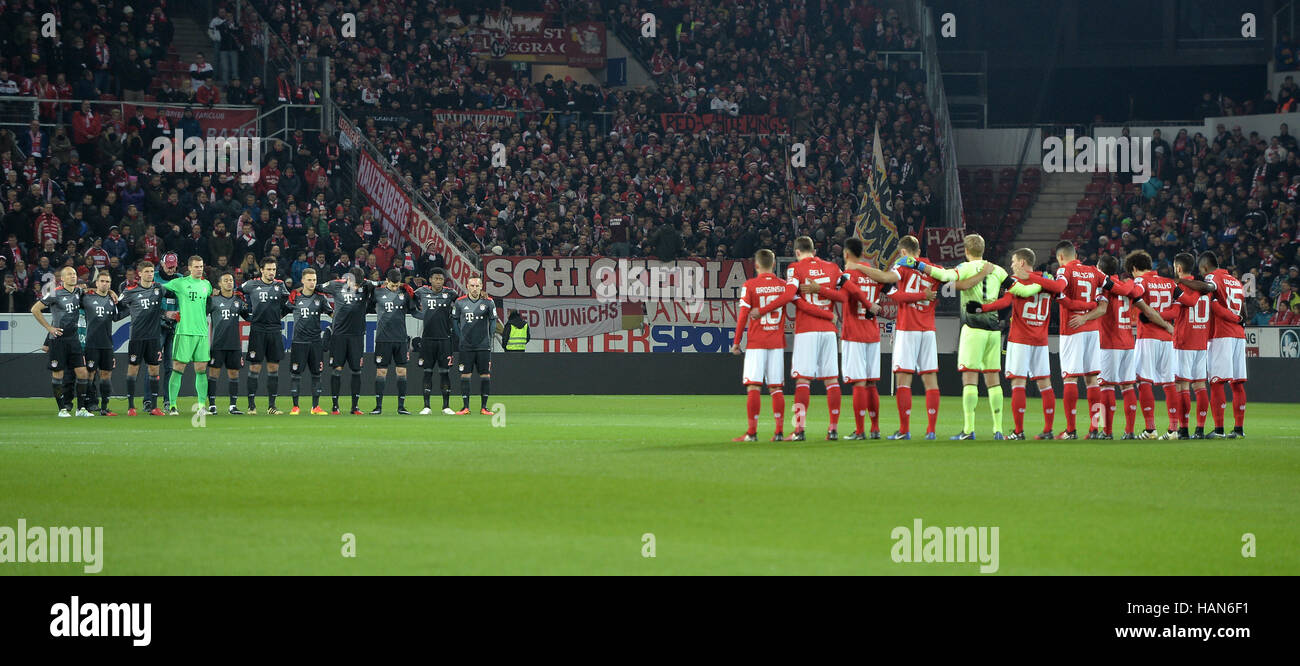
{"left": 286, "top": 267, "right": 332, "bottom": 414}
{"left": 207, "top": 272, "right": 249, "bottom": 414}
{"left": 371, "top": 268, "right": 415, "bottom": 415}
{"left": 318, "top": 266, "right": 372, "bottom": 415}
{"left": 30, "top": 266, "right": 94, "bottom": 417}
{"left": 117, "top": 260, "right": 168, "bottom": 415}
{"left": 451, "top": 275, "right": 496, "bottom": 416}
{"left": 81, "top": 271, "right": 120, "bottom": 415}
{"left": 240, "top": 257, "right": 291, "bottom": 414}
{"left": 414, "top": 268, "right": 459, "bottom": 414}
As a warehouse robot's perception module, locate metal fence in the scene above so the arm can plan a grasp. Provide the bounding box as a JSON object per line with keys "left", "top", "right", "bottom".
{"left": 916, "top": 0, "right": 964, "bottom": 230}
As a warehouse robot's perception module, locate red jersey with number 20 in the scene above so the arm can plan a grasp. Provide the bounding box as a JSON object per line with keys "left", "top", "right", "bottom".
{"left": 889, "top": 261, "right": 940, "bottom": 332}
{"left": 734, "top": 273, "right": 790, "bottom": 349}
{"left": 1204, "top": 269, "right": 1245, "bottom": 340}
{"left": 785, "top": 256, "right": 841, "bottom": 334}
{"left": 981, "top": 277, "right": 1053, "bottom": 346}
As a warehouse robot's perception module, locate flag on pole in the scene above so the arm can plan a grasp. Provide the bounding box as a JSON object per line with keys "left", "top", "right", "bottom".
{"left": 853, "top": 126, "right": 901, "bottom": 266}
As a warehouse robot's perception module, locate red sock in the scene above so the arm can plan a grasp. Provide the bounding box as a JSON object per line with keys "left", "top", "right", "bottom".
{"left": 1122, "top": 386, "right": 1138, "bottom": 434}
{"left": 1194, "top": 387, "right": 1208, "bottom": 428}
{"left": 826, "top": 383, "right": 841, "bottom": 430}
{"left": 1179, "top": 390, "right": 1192, "bottom": 429}
{"left": 1210, "top": 381, "right": 1226, "bottom": 429}
{"left": 794, "top": 383, "right": 811, "bottom": 432}
{"left": 1162, "top": 384, "right": 1180, "bottom": 430}
{"left": 1102, "top": 387, "right": 1116, "bottom": 434}
{"left": 1040, "top": 387, "right": 1056, "bottom": 432}
{"left": 1085, "top": 385, "right": 1101, "bottom": 431}
{"left": 1231, "top": 382, "right": 1247, "bottom": 428}
{"left": 745, "top": 390, "right": 761, "bottom": 435}
{"left": 852, "top": 385, "right": 867, "bottom": 434}
{"left": 771, "top": 388, "right": 785, "bottom": 435}
{"left": 1139, "top": 382, "right": 1156, "bottom": 430}
{"left": 925, "top": 388, "right": 940, "bottom": 434}
{"left": 866, "top": 384, "right": 880, "bottom": 431}
{"left": 896, "top": 385, "right": 912, "bottom": 433}
{"left": 1062, "top": 382, "right": 1078, "bottom": 432}
{"left": 1011, "top": 385, "right": 1026, "bottom": 433}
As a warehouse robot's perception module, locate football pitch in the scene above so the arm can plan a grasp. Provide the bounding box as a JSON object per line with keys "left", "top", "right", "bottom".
{"left": 1, "top": 395, "right": 1296, "bottom": 575}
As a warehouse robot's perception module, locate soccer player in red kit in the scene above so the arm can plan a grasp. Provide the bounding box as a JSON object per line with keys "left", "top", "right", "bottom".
{"left": 731, "top": 249, "right": 798, "bottom": 441}
{"left": 773, "top": 236, "right": 844, "bottom": 441}
{"left": 1124, "top": 250, "right": 1180, "bottom": 439}
{"left": 1020, "top": 241, "right": 1108, "bottom": 439}
{"left": 982, "top": 248, "right": 1055, "bottom": 439}
{"left": 1095, "top": 254, "right": 1143, "bottom": 439}
{"left": 829, "top": 237, "right": 885, "bottom": 439}
{"left": 850, "top": 235, "right": 942, "bottom": 440}
{"left": 1176, "top": 251, "right": 1248, "bottom": 439}
{"left": 1168, "top": 253, "right": 1213, "bottom": 439}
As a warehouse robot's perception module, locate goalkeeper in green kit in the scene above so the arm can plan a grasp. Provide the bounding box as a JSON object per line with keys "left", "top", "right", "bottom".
{"left": 903, "top": 233, "right": 1038, "bottom": 440}
{"left": 158, "top": 255, "right": 214, "bottom": 415}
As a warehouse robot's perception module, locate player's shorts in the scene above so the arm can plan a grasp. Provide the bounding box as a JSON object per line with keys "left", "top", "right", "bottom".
{"left": 47, "top": 337, "right": 85, "bottom": 372}
{"left": 1208, "top": 337, "right": 1248, "bottom": 383}
{"left": 1136, "top": 338, "right": 1175, "bottom": 384}
{"left": 329, "top": 333, "right": 364, "bottom": 371}
{"left": 840, "top": 340, "right": 880, "bottom": 383}
{"left": 1059, "top": 330, "right": 1102, "bottom": 377}
{"left": 743, "top": 347, "right": 784, "bottom": 386}
{"left": 374, "top": 339, "right": 409, "bottom": 368}
{"left": 246, "top": 329, "right": 285, "bottom": 364}
{"left": 790, "top": 331, "right": 838, "bottom": 380}
{"left": 1005, "top": 341, "right": 1050, "bottom": 381}
{"left": 1099, "top": 347, "right": 1136, "bottom": 385}
{"left": 957, "top": 325, "right": 1001, "bottom": 373}
{"left": 172, "top": 334, "right": 210, "bottom": 364}
{"left": 83, "top": 347, "right": 115, "bottom": 372}
{"left": 127, "top": 338, "right": 162, "bottom": 366}
{"left": 892, "top": 330, "right": 938, "bottom": 375}
{"left": 417, "top": 338, "right": 456, "bottom": 371}
{"left": 1174, "top": 348, "right": 1208, "bottom": 382}
{"left": 290, "top": 341, "right": 325, "bottom": 375}
{"left": 458, "top": 349, "right": 492, "bottom": 375}
{"left": 208, "top": 348, "right": 244, "bottom": 370}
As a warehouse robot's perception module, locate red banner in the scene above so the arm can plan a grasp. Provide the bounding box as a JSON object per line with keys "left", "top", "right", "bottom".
{"left": 659, "top": 113, "right": 791, "bottom": 136}
{"left": 925, "top": 227, "right": 967, "bottom": 264}
{"left": 355, "top": 151, "right": 478, "bottom": 293}
{"left": 122, "top": 104, "right": 257, "bottom": 138}
{"left": 467, "top": 21, "right": 605, "bottom": 67}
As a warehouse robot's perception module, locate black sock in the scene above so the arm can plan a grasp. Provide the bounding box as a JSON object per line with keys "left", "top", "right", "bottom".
{"left": 375, "top": 376, "right": 386, "bottom": 409}
{"left": 397, "top": 376, "right": 407, "bottom": 407}
{"left": 52, "top": 379, "right": 65, "bottom": 410}
{"left": 351, "top": 371, "right": 361, "bottom": 410}
{"left": 331, "top": 371, "right": 342, "bottom": 409}
{"left": 441, "top": 371, "right": 451, "bottom": 408}
{"left": 76, "top": 378, "right": 89, "bottom": 411}
{"left": 127, "top": 375, "right": 136, "bottom": 408}
{"left": 268, "top": 375, "right": 278, "bottom": 408}
{"left": 148, "top": 376, "right": 159, "bottom": 410}
{"left": 312, "top": 374, "right": 322, "bottom": 407}
{"left": 481, "top": 378, "right": 490, "bottom": 411}
{"left": 85, "top": 379, "right": 97, "bottom": 410}
{"left": 100, "top": 379, "right": 112, "bottom": 410}
{"left": 229, "top": 378, "right": 239, "bottom": 405}
{"left": 248, "top": 375, "right": 258, "bottom": 408}
{"left": 462, "top": 378, "right": 470, "bottom": 410}
{"left": 423, "top": 370, "right": 433, "bottom": 407}
{"left": 208, "top": 377, "right": 217, "bottom": 406}
{"left": 290, "top": 374, "right": 301, "bottom": 407}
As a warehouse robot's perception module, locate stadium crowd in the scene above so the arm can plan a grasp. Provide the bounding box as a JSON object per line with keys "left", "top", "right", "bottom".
{"left": 1066, "top": 121, "right": 1300, "bottom": 325}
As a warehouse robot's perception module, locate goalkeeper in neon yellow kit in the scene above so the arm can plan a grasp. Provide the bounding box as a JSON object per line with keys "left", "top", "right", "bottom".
{"left": 158, "top": 255, "right": 214, "bottom": 415}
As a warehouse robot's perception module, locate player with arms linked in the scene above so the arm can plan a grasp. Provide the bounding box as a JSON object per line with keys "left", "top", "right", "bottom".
{"left": 286, "top": 267, "right": 332, "bottom": 415}
{"left": 318, "top": 267, "right": 374, "bottom": 415}
{"left": 981, "top": 249, "right": 1054, "bottom": 439}
{"left": 80, "top": 270, "right": 120, "bottom": 416}
{"left": 731, "top": 248, "right": 796, "bottom": 441}
{"left": 1174, "top": 251, "right": 1249, "bottom": 438}
{"left": 452, "top": 276, "right": 497, "bottom": 416}
{"left": 206, "top": 272, "right": 250, "bottom": 414}
{"left": 414, "top": 268, "right": 460, "bottom": 415}
{"left": 157, "top": 256, "right": 214, "bottom": 415}
{"left": 240, "top": 257, "right": 291, "bottom": 414}
{"left": 117, "top": 261, "right": 168, "bottom": 415}
{"left": 31, "top": 266, "right": 95, "bottom": 417}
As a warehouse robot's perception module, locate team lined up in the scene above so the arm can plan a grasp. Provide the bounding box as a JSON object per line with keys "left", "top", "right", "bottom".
{"left": 731, "top": 235, "right": 1249, "bottom": 441}
{"left": 30, "top": 256, "right": 501, "bottom": 418}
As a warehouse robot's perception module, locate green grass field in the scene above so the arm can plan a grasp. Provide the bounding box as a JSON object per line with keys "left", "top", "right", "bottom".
{"left": 1, "top": 395, "right": 1297, "bottom": 575}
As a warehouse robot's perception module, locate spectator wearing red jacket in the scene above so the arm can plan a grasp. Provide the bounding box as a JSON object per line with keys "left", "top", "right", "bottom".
{"left": 72, "top": 101, "right": 103, "bottom": 162}
{"left": 195, "top": 80, "right": 222, "bottom": 106}
{"left": 371, "top": 234, "right": 397, "bottom": 274}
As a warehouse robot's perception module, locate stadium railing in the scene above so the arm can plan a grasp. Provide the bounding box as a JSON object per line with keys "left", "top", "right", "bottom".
{"left": 915, "top": 0, "right": 964, "bottom": 230}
